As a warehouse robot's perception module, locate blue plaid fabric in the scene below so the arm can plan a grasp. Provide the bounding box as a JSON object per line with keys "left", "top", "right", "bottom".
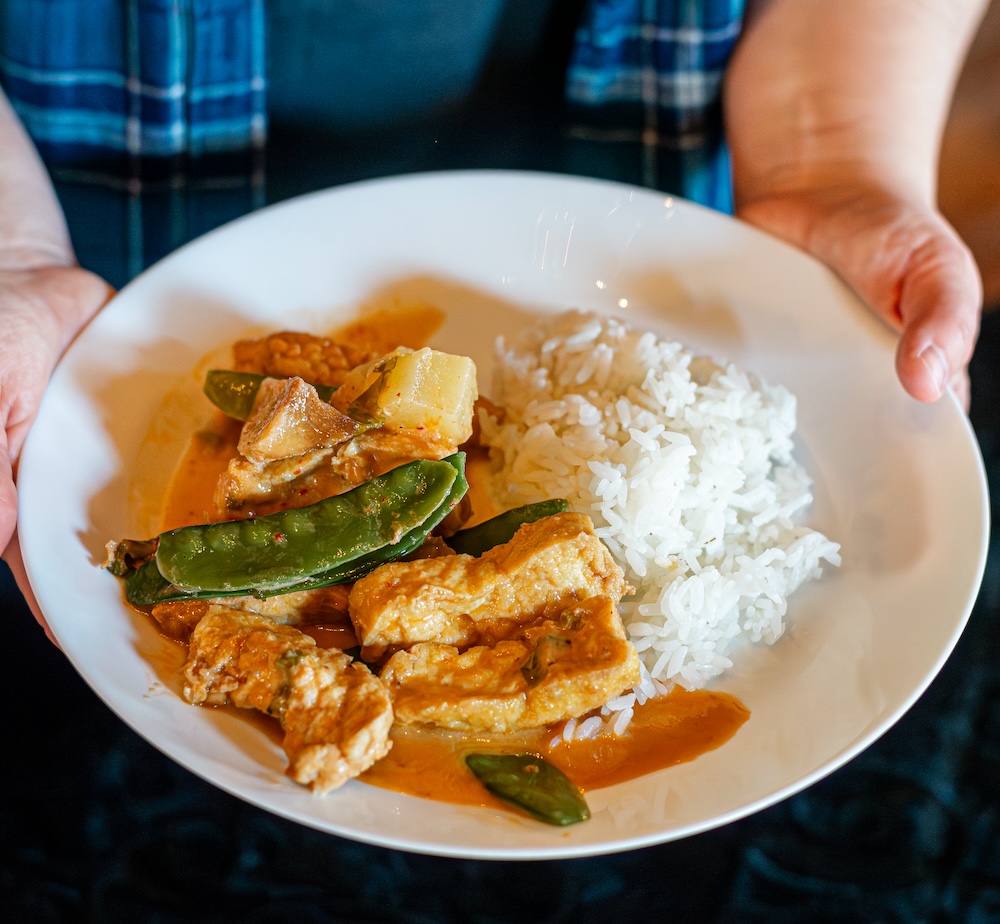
{"left": 0, "top": 0, "right": 742, "bottom": 209}
{"left": 565, "top": 0, "right": 745, "bottom": 210}
{"left": 0, "top": 0, "right": 266, "bottom": 181}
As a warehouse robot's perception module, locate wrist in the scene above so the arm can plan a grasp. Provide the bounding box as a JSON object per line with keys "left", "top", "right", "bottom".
{"left": 727, "top": 0, "right": 989, "bottom": 211}
{"left": 0, "top": 90, "right": 76, "bottom": 273}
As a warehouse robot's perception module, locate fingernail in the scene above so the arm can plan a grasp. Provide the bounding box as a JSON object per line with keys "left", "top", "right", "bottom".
{"left": 917, "top": 343, "right": 947, "bottom": 399}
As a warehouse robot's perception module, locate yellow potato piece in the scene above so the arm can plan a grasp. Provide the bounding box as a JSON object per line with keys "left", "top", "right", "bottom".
{"left": 377, "top": 347, "right": 477, "bottom": 444}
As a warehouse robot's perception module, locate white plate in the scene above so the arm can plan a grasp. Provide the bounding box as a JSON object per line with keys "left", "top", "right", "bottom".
{"left": 18, "top": 170, "right": 989, "bottom": 859}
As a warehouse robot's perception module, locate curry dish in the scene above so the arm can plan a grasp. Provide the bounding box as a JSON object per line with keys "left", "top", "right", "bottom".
{"left": 108, "top": 321, "right": 749, "bottom": 824}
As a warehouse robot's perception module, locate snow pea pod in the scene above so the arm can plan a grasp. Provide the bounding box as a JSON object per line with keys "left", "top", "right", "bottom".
{"left": 445, "top": 499, "right": 569, "bottom": 556}
{"left": 124, "top": 557, "right": 238, "bottom": 606}
{"left": 123, "top": 545, "right": 363, "bottom": 606}
{"left": 204, "top": 369, "right": 338, "bottom": 420}
{"left": 465, "top": 752, "right": 590, "bottom": 826}
{"left": 154, "top": 456, "right": 459, "bottom": 594}
{"left": 123, "top": 453, "right": 469, "bottom": 605}
{"left": 273, "top": 451, "right": 470, "bottom": 593}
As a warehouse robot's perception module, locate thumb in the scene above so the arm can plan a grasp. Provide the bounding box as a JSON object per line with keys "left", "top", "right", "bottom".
{"left": 740, "top": 194, "right": 981, "bottom": 404}
{"left": 891, "top": 232, "right": 981, "bottom": 404}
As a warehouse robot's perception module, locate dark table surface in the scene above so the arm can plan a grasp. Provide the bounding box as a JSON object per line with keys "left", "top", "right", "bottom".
{"left": 2, "top": 109, "right": 998, "bottom": 923}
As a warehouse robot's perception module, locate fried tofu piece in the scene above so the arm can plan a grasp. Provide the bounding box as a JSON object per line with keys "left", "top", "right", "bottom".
{"left": 238, "top": 376, "right": 364, "bottom": 463}
{"left": 150, "top": 584, "right": 351, "bottom": 642}
{"left": 216, "top": 424, "right": 459, "bottom": 515}
{"left": 183, "top": 607, "right": 392, "bottom": 793}
{"left": 348, "top": 512, "right": 629, "bottom": 663}
{"left": 380, "top": 596, "right": 641, "bottom": 733}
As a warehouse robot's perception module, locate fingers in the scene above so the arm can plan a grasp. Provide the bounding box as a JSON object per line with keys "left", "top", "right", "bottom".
{"left": 0, "top": 264, "right": 114, "bottom": 461}
{"left": 739, "top": 193, "right": 982, "bottom": 406}
{"left": 0, "top": 264, "right": 113, "bottom": 647}
{"left": 892, "top": 231, "right": 981, "bottom": 404}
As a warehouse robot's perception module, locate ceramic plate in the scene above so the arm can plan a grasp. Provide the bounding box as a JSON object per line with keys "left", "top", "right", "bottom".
{"left": 18, "top": 171, "right": 989, "bottom": 859}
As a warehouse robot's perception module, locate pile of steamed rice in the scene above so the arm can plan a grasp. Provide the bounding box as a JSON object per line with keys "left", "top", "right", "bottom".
{"left": 478, "top": 310, "right": 841, "bottom": 741}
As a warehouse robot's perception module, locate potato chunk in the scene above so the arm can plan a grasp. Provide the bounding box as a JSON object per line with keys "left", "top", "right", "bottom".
{"left": 335, "top": 347, "right": 477, "bottom": 445}
{"left": 376, "top": 347, "right": 477, "bottom": 444}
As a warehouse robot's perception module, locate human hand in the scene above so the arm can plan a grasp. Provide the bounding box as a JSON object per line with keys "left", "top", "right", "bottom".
{"left": 736, "top": 185, "right": 981, "bottom": 407}
{"left": 724, "top": 0, "right": 987, "bottom": 409}
{"left": 0, "top": 263, "right": 113, "bottom": 639}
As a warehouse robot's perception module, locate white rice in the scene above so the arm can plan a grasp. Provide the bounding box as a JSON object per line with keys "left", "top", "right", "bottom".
{"left": 479, "top": 310, "right": 841, "bottom": 737}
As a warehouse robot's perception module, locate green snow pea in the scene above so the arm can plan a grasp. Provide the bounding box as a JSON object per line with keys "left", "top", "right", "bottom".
{"left": 445, "top": 499, "right": 569, "bottom": 557}
{"left": 123, "top": 454, "right": 468, "bottom": 605}
{"left": 154, "top": 455, "right": 460, "bottom": 594}
{"left": 124, "top": 557, "right": 239, "bottom": 606}
{"left": 274, "top": 451, "right": 470, "bottom": 592}
{"left": 465, "top": 752, "right": 590, "bottom": 826}
{"left": 203, "top": 369, "right": 338, "bottom": 420}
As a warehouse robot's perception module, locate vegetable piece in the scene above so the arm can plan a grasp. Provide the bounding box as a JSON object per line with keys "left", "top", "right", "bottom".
{"left": 274, "top": 451, "right": 470, "bottom": 593}
{"left": 465, "top": 752, "right": 590, "bottom": 826}
{"left": 204, "top": 369, "right": 337, "bottom": 421}
{"left": 445, "top": 499, "right": 570, "bottom": 556}
{"left": 520, "top": 635, "right": 572, "bottom": 686}
{"left": 347, "top": 347, "right": 477, "bottom": 444}
{"left": 343, "top": 354, "right": 401, "bottom": 418}
{"left": 124, "top": 557, "right": 214, "bottom": 606}
{"left": 104, "top": 537, "right": 158, "bottom": 577}
{"left": 122, "top": 454, "right": 469, "bottom": 605}
{"left": 153, "top": 456, "right": 459, "bottom": 594}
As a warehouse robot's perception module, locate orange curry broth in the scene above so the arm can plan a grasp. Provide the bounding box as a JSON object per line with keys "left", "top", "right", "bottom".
{"left": 362, "top": 690, "right": 748, "bottom": 808}
{"left": 152, "top": 316, "right": 750, "bottom": 807}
